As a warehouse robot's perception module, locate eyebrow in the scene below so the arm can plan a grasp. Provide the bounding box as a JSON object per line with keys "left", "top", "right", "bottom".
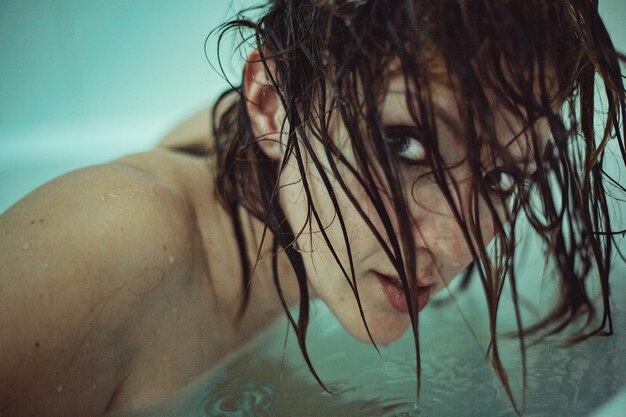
{"left": 387, "top": 88, "right": 464, "bottom": 137}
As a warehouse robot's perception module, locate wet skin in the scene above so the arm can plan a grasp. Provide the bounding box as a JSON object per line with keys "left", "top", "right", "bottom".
{"left": 248, "top": 61, "right": 549, "bottom": 345}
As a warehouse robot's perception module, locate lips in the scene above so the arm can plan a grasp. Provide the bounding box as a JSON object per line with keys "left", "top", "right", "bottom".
{"left": 374, "top": 272, "right": 432, "bottom": 314}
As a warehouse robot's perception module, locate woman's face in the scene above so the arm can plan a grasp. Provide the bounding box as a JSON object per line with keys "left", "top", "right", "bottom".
{"left": 276, "top": 73, "right": 547, "bottom": 345}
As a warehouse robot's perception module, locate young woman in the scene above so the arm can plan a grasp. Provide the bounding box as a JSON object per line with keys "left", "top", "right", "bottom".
{"left": 1, "top": 0, "right": 624, "bottom": 415}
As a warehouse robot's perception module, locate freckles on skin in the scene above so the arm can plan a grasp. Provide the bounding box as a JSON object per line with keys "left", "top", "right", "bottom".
{"left": 409, "top": 208, "right": 475, "bottom": 289}
{"left": 275, "top": 65, "right": 552, "bottom": 345}
{"left": 398, "top": 156, "right": 479, "bottom": 283}
{"left": 385, "top": 72, "right": 551, "bottom": 288}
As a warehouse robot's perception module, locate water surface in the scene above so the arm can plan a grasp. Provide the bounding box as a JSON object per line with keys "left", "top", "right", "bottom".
{"left": 117, "top": 254, "right": 626, "bottom": 417}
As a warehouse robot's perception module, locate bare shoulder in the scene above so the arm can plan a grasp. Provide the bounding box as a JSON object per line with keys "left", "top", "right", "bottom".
{"left": 0, "top": 158, "right": 197, "bottom": 416}
{"left": 1, "top": 157, "right": 195, "bottom": 268}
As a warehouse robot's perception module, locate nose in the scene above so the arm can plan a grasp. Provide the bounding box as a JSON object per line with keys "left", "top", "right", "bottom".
{"left": 404, "top": 183, "right": 476, "bottom": 284}
{"left": 411, "top": 246, "right": 440, "bottom": 287}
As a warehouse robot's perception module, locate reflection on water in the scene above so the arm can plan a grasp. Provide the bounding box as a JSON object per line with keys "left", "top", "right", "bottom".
{"left": 115, "top": 252, "right": 626, "bottom": 417}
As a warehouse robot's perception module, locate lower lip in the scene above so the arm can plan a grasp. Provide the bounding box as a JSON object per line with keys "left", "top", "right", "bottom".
{"left": 375, "top": 273, "right": 431, "bottom": 314}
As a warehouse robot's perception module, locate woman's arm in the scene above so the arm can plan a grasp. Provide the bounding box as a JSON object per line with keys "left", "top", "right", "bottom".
{"left": 0, "top": 162, "right": 192, "bottom": 417}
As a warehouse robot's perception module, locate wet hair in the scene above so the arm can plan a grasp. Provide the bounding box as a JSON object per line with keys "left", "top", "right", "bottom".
{"left": 210, "top": 0, "right": 625, "bottom": 411}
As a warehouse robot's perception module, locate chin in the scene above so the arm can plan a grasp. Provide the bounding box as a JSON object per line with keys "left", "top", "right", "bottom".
{"left": 343, "top": 315, "right": 411, "bottom": 346}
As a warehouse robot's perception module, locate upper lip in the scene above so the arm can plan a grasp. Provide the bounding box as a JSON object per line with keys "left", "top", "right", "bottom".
{"left": 374, "top": 271, "right": 437, "bottom": 289}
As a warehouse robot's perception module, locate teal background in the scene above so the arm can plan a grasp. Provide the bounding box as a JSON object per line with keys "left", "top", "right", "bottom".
{"left": 0, "top": 0, "right": 254, "bottom": 211}
{"left": 1, "top": 0, "right": 252, "bottom": 132}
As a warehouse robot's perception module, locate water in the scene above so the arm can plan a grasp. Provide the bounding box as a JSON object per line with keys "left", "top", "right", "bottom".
{"left": 114, "top": 256, "right": 626, "bottom": 417}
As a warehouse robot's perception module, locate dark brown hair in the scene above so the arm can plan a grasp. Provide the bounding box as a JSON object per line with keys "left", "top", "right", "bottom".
{"left": 210, "top": 0, "right": 625, "bottom": 412}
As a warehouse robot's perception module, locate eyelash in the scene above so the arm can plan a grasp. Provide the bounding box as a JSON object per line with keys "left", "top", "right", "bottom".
{"left": 482, "top": 168, "right": 532, "bottom": 197}
{"left": 382, "top": 125, "right": 428, "bottom": 164}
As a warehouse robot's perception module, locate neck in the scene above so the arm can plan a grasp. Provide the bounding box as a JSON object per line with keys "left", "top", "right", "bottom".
{"left": 213, "top": 204, "right": 309, "bottom": 340}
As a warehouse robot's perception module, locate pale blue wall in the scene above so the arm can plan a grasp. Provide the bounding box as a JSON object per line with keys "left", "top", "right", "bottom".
{"left": 0, "top": 0, "right": 250, "bottom": 132}
{"left": 0, "top": 0, "right": 256, "bottom": 211}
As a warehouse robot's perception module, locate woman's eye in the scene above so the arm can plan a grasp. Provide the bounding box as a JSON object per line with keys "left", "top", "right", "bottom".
{"left": 482, "top": 168, "right": 519, "bottom": 196}
{"left": 383, "top": 126, "right": 427, "bottom": 164}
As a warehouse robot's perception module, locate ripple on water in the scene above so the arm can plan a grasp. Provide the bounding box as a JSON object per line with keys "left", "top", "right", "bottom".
{"left": 202, "top": 377, "right": 273, "bottom": 417}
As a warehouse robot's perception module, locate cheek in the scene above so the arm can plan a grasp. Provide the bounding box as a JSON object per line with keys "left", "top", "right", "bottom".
{"left": 417, "top": 216, "right": 474, "bottom": 268}
{"left": 277, "top": 150, "right": 367, "bottom": 262}
{"left": 278, "top": 166, "right": 308, "bottom": 234}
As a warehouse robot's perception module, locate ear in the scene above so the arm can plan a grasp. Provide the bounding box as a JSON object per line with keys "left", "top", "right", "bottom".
{"left": 243, "top": 50, "right": 287, "bottom": 160}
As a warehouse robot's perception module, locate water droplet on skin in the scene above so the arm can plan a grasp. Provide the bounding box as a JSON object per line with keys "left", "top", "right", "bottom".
{"left": 168, "top": 255, "right": 175, "bottom": 264}
{"left": 109, "top": 193, "right": 118, "bottom": 198}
